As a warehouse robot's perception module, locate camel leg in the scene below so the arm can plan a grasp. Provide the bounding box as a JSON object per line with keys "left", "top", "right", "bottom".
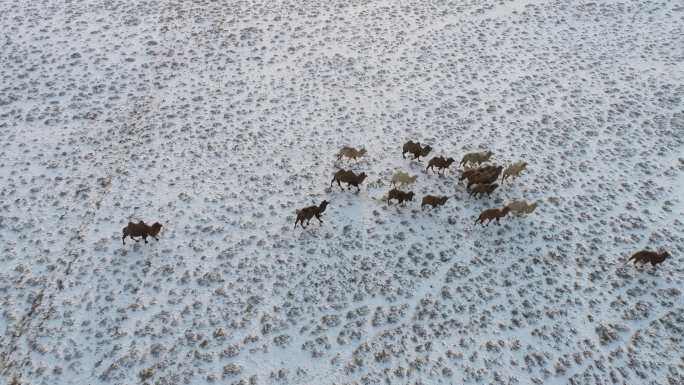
{"left": 122, "top": 235, "right": 127, "bottom": 245}
{"left": 316, "top": 214, "right": 323, "bottom": 223}
{"left": 143, "top": 235, "right": 148, "bottom": 244}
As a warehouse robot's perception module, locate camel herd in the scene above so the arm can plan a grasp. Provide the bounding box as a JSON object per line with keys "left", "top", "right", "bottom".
{"left": 123, "top": 140, "right": 670, "bottom": 269}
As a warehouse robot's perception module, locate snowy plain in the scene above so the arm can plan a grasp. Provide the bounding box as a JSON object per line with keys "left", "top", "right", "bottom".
{"left": 0, "top": 0, "right": 683, "bottom": 384}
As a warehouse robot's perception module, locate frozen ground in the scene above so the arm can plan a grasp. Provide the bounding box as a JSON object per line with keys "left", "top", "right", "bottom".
{"left": 1, "top": 0, "right": 683, "bottom": 384}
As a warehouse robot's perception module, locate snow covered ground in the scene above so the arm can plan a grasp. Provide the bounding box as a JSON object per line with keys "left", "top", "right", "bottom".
{"left": 1, "top": 0, "right": 683, "bottom": 384}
